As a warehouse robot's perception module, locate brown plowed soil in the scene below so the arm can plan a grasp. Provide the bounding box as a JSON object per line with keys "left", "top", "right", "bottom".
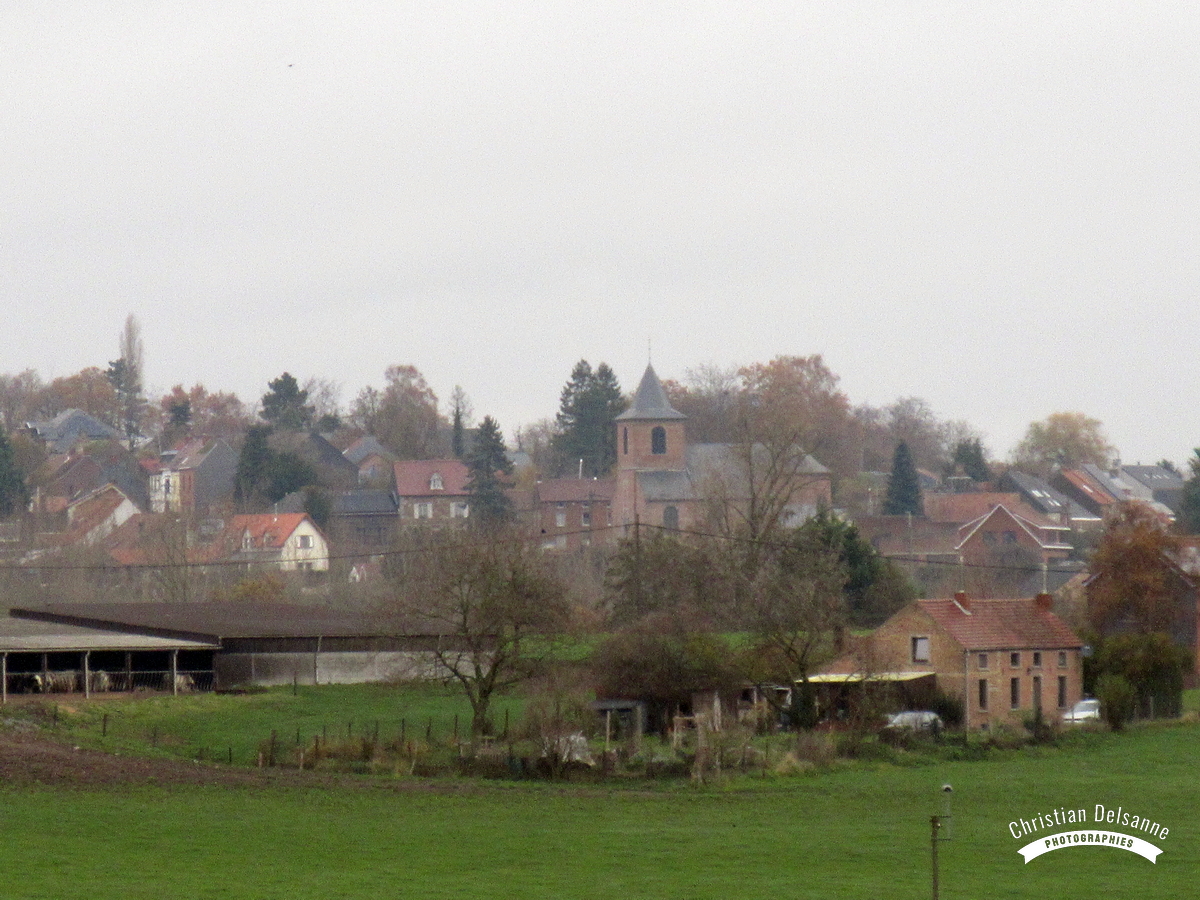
{"left": 0, "top": 731, "right": 302, "bottom": 788}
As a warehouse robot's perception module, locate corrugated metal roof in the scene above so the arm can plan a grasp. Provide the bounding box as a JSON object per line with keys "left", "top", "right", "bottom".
{"left": 10, "top": 602, "right": 435, "bottom": 641}
{"left": 0, "top": 612, "right": 218, "bottom": 652}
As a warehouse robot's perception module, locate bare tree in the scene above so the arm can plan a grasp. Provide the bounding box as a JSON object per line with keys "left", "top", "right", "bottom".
{"left": 389, "top": 531, "right": 570, "bottom": 736}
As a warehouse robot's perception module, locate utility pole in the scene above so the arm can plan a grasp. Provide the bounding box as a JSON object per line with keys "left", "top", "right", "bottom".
{"left": 931, "top": 785, "right": 953, "bottom": 900}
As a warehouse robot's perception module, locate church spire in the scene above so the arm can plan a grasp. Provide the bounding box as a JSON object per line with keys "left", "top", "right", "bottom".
{"left": 616, "top": 364, "right": 685, "bottom": 421}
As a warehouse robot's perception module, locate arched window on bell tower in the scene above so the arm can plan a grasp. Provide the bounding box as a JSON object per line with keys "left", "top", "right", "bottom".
{"left": 651, "top": 425, "right": 667, "bottom": 455}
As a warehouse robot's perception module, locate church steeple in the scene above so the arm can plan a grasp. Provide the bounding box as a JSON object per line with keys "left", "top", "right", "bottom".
{"left": 615, "top": 364, "right": 686, "bottom": 471}
{"left": 616, "top": 364, "right": 685, "bottom": 422}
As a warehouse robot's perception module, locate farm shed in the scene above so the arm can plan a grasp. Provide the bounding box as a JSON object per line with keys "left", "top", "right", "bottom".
{"left": 9, "top": 602, "right": 448, "bottom": 690}
{"left": 0, "top": 612, "right": 218, "bottom": 701}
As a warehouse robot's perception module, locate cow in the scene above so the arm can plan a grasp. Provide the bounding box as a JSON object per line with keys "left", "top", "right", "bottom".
{"left": 34, "top": 672, "right": 78, "bottom": 693}
{"left": 87, "top": 671, "right": 112, "bottom": 693}
{"left": 162, "top": 673, "right": 195, "bottom": 693}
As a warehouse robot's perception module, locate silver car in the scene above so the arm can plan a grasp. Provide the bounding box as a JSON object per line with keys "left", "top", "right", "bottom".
{"left": 1062, "top": 699, "right": 1100, "bottom": 724}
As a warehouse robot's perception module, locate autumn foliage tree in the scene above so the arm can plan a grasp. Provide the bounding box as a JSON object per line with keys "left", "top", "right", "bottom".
{"left": 1012, "top": 411, "right": 1114, "bottom": 478}
{"left": 1087, "top": 502, "right": 1185, "bottom": 636}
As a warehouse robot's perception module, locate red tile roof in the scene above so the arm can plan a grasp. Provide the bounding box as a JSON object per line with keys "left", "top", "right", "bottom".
{"left": 918, "top": 597, "right": 1081, "bottom": 651}
{"left": 393, "top": 459, "right": 470, "bottom": 497}
{"left": 536, "top": 477, "right": 616, "bottom": 503}
{"left": 225, "top": 513, "right": 309, "bottom": 550}
{"left": 924, "top": 492, "right": 1047, "bottom": 525}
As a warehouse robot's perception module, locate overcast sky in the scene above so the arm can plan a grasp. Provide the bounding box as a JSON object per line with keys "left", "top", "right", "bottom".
{"left": 3, "top": 3, "right": 1198, "bottom": 466}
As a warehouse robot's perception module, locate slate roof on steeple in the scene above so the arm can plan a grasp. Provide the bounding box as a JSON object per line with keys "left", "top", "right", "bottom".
{"left": 615, "top": 364, "right": 686, "bottom": 421}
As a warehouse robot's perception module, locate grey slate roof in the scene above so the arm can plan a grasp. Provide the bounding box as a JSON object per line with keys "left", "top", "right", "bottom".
{"left": 615, "top": 364, "right": 686, "bottom": 421}
{"left": 26, "top": 409, "right": 122, "bottom": 453}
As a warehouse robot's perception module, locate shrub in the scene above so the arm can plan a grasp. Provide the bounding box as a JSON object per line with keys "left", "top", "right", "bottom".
{"left": 1095, "top": 674, "right": 1136, "bottom": 732}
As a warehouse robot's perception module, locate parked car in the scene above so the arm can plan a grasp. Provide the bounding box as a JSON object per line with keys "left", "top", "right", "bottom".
{"left": 883, "top": 711, "right": 944, "bottom": 733}
{"left": 1062, "top": 699, "right": 1100, "bottom": 724}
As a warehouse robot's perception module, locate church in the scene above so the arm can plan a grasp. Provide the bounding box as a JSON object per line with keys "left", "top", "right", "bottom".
{"left": 610, "top": 363, "right": 832, "bottom": 536}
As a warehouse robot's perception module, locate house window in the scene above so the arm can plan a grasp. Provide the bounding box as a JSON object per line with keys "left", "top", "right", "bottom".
{"left": 581, "top": 505, "right": 591, "bottom": 527}
{"left": 298, "top": 535, "right": 313, "bottom": 549}
{"left": 623, "top": 427, "right": 628, "bottom": 455}
{"left": 430, "top": 473, "right": 444, "bottom": 491}
{"left": 451, "top": 501, "right": 469, "bottom": 518}
{"left": 983, "top": 531, "right": 996, "bottom": 545}
{"left": 241, "top": 531, "right": 253, "bottom": 551}
{"left": 1032, "top": 675, "right": 1042, "bottom": 712}
{"left": 298, "top": 561, "right": 313, "bottom": 571}
{"left": 555, "top": 503, "right": 567, "bottom": 528}
{"left": 911, "top": 636, "right": 930, "bottom": 663}
{"left": 1010, "top": 678, "right": 1020, "bottom": 709}
{"left": 663, "top": 506, "right": 679, "bottom": 530}
{"left": 1057, "top": 676, "right": 1068, "bottom": 709}
{"left": 651, "top": 426, "right": 667, "bottom": 455}
{"left": 1010, "top": 651, "right": 1020, "bottom": 668}
{"left": 1032, "top": 651, "right": 1042, "bottom": 668}
{"left": 978, "top": 679, "right": 988, "bottom": 710}
{"left": 1058, "top": 651, "right": 1067, "bottom": 668}
{"left": 978, "top": 653, "right": 989, "bottom": 670}
{"left": 1003, "top": 530, "right": 1018, "bottom": 544}
{"left": 414, "top": 502, "right": 433, "bottom": 519}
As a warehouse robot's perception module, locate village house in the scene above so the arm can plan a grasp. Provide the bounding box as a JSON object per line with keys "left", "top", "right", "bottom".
{"left": 147, "top": 437, "right": 238, "bottom": 517}
{"left": 816, "top": 593, "right": 1084, "bottom": 730}
{"left": 536, "top": 477, "right": 614, "bottom": 550}
{"left": 392, "top": 459, "right": 472, "bottom": 524}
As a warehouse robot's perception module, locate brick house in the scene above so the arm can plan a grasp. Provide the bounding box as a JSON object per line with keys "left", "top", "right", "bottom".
{"left": 392, "top": 459, "right": 472, "bottom": 524}
{"left": 148, "top": 438, "right": 238, "bottom": 517}
{"left": 536, "top": 477, "right": 614, "bottom": 550}
{"left": 818, "top": 593, "right": 1084, "bottom": 730}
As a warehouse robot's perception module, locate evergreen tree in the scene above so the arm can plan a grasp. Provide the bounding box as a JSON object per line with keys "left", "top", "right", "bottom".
{"left": 466, "top": 415, "right": 515, "bottom": 528}
{"left": 234, "top": 426, "right": 273, "bottom": 509}
{"left": 950, "top": 438, "right": 992, "bottom": 482}
{"left": 0, "top": 425, "right": 29, "bottom": 519}
{"left": 260, "top": 373, "right": 313, "bottom": 431}
{"left": 883, "top": 442, "right": 923, "bottom": 516}
{"left": 1175, "top": 450, "right": 1200, "bottom": 534}
{"left": 552, "top": 360, "right": 626, "bottom": 477}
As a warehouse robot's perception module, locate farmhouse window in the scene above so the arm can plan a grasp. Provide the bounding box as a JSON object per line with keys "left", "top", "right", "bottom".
{"left": 911, "top": 636, "right": 930, "bottom": 663}
{"left": 978, "top": 679, "right": 988, "bottom": 710}
{"left": 1058, "top": 676, "right": 1068, "bottom": 709}
{"left": 1010, "top": 678, "right": 1020, "bottom": 709}
{"left": 978, "top": 653, "right": 988, "bottom": 670}
{"left": 297, "top": 535, "right": 313, "bottom": 549}
{"left": 1032, "top": 651, "right": 1042, "bottom": 668}
{"left": 1010, "top": 651, "right": 1020, "bottom": 668}
{"left": 1032, "top": 676, "right": 1042, "bottom": 712}
{"left": 1058, "top": 651, "right": 1067, "bottom": 668}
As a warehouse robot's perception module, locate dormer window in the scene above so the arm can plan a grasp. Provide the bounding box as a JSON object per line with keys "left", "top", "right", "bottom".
{"left": 241, "top": 530, "right": 253, "bottom": 551}
{"left": 430, "top": 473, "right": 444, "bottom": 491}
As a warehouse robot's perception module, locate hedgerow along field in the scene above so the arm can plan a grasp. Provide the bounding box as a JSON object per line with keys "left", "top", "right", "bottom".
{"left": 1, "top": 686, "right": 1197, "bottom": 899}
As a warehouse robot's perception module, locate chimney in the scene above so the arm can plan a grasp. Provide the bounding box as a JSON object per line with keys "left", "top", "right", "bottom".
{"left": 953, "top": 591, "right": 971, "bottom": 613}
{"left": 1035, "top": 592, "right": 1053, "bottom": 611}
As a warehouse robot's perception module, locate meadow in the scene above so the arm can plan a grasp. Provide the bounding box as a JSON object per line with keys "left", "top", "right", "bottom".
{"left": 0, "top": 686, "right": 1194, "bottom": 899}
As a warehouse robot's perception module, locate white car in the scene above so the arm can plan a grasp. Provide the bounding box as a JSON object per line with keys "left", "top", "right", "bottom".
{"left": 1062, "top": 699, "right": 1100, "bottom": 724}
{"left": 884, "top": 711, "right": 944, "bottom": 732}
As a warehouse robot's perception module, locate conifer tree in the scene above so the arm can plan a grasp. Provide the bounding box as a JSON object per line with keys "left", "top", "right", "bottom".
{"left": 552, "top": 360, "right": 626, "bottom": 477}
{"left": 466, "top": 416, "right": 515, "bottom": 528}
{"left": 883, "top": 441, "right": 923, "bottom": 516}
{"left": 0, "top": 425, "right": 28, "bottom": 519}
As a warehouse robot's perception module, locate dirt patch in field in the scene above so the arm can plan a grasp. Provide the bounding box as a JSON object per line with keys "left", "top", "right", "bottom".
{"left": 0, "top": 732, "right": 305, "bottom": 789}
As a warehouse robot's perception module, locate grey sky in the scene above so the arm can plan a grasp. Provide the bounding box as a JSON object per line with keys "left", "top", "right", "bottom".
{"left": 3, "top": 3, "right": 1198, "bottom": 466}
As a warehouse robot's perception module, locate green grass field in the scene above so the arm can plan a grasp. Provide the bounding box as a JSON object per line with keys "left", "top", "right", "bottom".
{"left": 0, "top": 686, "right": 1194, "bottom": 899}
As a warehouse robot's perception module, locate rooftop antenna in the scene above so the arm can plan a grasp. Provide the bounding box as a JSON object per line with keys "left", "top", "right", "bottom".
{"left": 647, "top": 337, "right": 653, "bottom": 365}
